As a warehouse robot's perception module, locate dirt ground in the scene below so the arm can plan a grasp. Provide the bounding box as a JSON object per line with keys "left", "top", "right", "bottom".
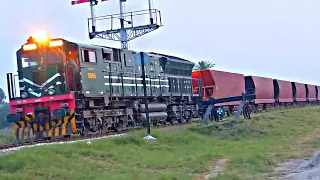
{"left": 270, "top": 149, "right": 320, "bottom": 180}
{"left": 158, "top": 123, "right": 196, "bottom": 132}
{"left": 194, "top": 158, "right": 228, "bottom": 180}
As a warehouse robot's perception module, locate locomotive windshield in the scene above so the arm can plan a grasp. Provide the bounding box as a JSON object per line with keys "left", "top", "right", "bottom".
{"left": 17, "top": 46, "right": 67, "bottom": 98}
{"left": 20, "top": 49, "right": 63, "bottom": 68}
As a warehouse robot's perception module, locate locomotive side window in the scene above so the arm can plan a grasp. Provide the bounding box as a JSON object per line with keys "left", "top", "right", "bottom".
{"left": 103, "top": 52, "right": 111, "bottom": 61}
{"left": 82, "top": 49, "right": 97, "bottom": 63}
{"left": 103, "top": 53, "right": 111, "bottom": 61}
{"left": 112, "top": 48, "right": 120, "bottom": 62}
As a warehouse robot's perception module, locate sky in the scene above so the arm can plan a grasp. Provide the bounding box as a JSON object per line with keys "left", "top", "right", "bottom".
{"left": 0, "top": 0, "right": 320, "bottom": 96}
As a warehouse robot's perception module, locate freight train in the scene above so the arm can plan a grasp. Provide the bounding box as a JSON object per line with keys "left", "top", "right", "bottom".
{"left": 192, "top": 70, "right": 320, "bottom": 117}
{"left": 5, "top": 32, "right": 319, "bottom": 142}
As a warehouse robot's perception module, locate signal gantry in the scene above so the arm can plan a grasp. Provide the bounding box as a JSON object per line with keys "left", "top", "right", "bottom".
{"left": 71, "top": 0, "right": 163, "bottom": 49}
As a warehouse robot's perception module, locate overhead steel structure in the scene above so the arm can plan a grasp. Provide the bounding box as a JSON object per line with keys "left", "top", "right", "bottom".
{"left": 71, "top": 0, "right": 163, "bottom": 49}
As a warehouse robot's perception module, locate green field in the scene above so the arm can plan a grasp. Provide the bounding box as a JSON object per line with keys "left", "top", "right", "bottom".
{"left": 0, "top": 131, "right": 15, "bottom": 145}
{"left": 1, "top": 106, "right": 320, "bottom": 180}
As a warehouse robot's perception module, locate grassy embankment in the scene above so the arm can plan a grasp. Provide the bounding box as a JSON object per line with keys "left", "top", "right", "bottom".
{"left": 0, "top": 131, "right": 15, "bottom": 145}
{"left": 1, "top": 106, "right": 320, "bottom": 180}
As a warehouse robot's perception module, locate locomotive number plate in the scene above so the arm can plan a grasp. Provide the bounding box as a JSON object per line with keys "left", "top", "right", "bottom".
{"left": 88, "top": 72, "right": 97, "bottom": 79}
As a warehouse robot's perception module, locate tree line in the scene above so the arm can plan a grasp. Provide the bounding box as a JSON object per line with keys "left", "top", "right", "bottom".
{"left": 0, "top": 88, "right": 10, "bottom": 130}
{"left": 193, "top": 60, "right": 215, "bottom": 70}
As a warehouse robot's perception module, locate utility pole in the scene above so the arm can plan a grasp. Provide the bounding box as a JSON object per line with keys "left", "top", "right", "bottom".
{"left": 139, "top": 52, "right": 156, "bottom": 140}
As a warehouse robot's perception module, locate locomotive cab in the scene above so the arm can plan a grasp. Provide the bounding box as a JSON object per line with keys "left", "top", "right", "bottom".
{"left": 16, "top": 32, "right": 81, "bottom": 98}
{"left": 6, "top": 31, "right": 78, "bottom": 141}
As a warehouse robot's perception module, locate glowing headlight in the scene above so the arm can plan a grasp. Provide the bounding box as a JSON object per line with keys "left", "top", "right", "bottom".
{"left": 33, "top": 31, "right": 50, "bottom": 43}
{"left": 48, "top": 88, "right": 55, "bottom": 95}
{"left": 21, "top": 92, "right": 28, "bottom": 98}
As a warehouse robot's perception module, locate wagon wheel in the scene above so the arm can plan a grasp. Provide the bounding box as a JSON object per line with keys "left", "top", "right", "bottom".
{"left": 243, "top": 104, "right": 251, "bottom": 119}
{"left": 226, "top": 109, "right": 230, "bottom": 117}
{"left": 186, "top": 110, "right": 193, "bottom": 122}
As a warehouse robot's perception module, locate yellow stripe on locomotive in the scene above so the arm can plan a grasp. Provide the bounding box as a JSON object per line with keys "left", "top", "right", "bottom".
{"left": 7, "top": 108, "right": 76, "bottom": 142}
{"left": 48, "top": 109, "right": 76, "bottom": 138}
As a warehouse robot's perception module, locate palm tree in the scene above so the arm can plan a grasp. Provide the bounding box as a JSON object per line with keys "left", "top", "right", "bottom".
{"left": 193, "top": 60, "right": 215, "bottom": 70}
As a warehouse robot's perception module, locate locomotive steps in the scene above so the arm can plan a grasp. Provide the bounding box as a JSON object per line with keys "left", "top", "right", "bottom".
{"left": 1, "top": 106, "right": 320, "bottom": 179}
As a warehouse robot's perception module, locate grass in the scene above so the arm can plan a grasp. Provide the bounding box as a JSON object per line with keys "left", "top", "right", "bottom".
{"left": 1, "top": 106, "right": 320, "bottom": 180}
{"left": 0, "top": 131, "right": 16, "bottom": 145}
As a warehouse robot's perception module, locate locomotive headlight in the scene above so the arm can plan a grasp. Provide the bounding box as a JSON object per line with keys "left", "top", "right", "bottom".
{"left": 60, "top": 103, "right": 69, "bottom": 107}
{"left": 21, "top": 92, "right": 28, "bottom": 98}
{"left": 48, "top": 88, "right": 55, "bottom": 95}
{"left": 15, "top": 108, "right": 23, "bottom": 113}
{"left": 33, "top": 31, "right": 50, "bottom": 43}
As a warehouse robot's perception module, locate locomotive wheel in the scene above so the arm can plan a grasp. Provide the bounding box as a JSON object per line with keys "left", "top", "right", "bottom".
{"left": 101, "top": 123, "right": 108, "bottom": 134}
{"left": 115, "top": 120, "right": 125, "bottom": 132}
{"left": 169, "top": 117, "right": 177, "bottom": 124}
{"left": 179, "top": 117, "right": 187, "bottom": 123}
{"left": 153, "top": 121, "right": 158, "bottom": 126}
{"left": 80, "top": 125, "right": 89, "bottom": 137}
{"left": 163, "top": 120, "right": 168, "bottom": 125}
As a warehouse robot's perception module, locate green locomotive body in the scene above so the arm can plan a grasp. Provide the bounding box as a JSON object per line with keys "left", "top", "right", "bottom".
{"left": 7, "top": 33, "right": 200, "bottom": 140}
{"left": 75, "top": 42, "right": 199, "bottom": 135}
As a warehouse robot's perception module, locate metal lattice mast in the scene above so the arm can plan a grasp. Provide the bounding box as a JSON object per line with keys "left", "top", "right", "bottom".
{"left": 119, "top": 0, "right": 128, "bottom": 49}
{"left": 71, "top": 0, "right": 163, "bottom": 50}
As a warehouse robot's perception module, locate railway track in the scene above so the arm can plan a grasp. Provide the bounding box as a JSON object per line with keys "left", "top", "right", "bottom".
{"left": 0, "top": 121, "right": 196, "bottom": 151}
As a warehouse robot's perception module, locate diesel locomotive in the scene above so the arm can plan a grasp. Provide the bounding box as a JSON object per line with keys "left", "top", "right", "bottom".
{"left": 6, "top": 31, "right": 201, "bottom": 141}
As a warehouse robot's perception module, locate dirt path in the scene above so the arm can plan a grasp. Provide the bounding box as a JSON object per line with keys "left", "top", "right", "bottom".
{"left": 158, "top": 123, "right": 196, "bottom": 132}
{"left": 298, "top": 128, "right": 320, "bottom": 144}
{"left": 267, "top": 128, "right": 320, "bottom": 180}
{"left": 195, "top": 158, "right": 228, "bottom": 180}
{"left": 270, "top": 150, "right": 320, "bottom": 180}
